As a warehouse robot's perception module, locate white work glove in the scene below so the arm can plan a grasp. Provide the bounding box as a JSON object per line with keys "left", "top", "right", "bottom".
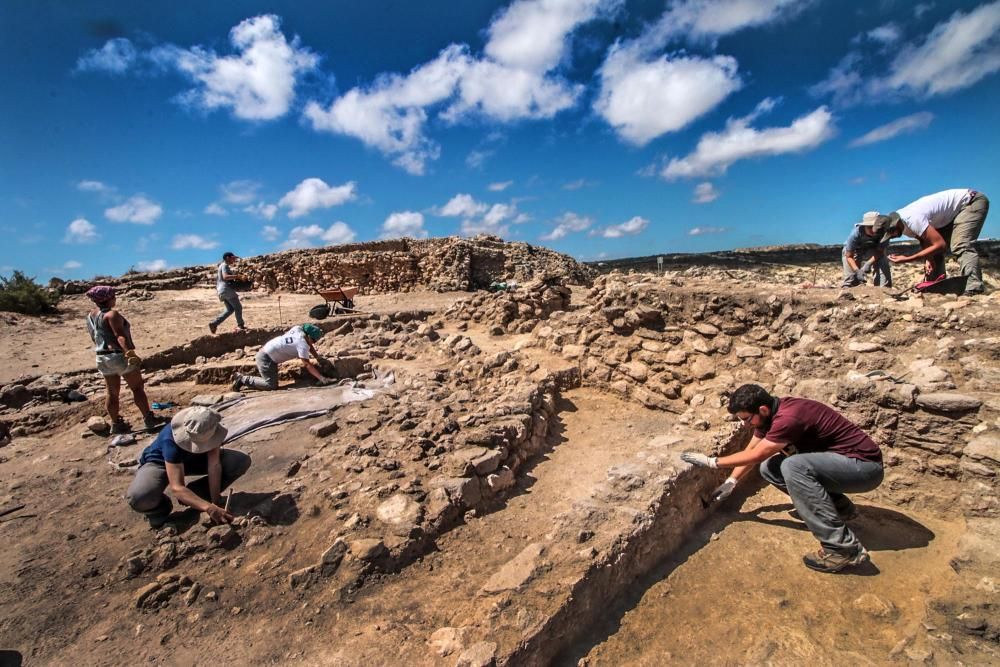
{"left": 681, "top": 452, "right": 718, "bottom": 469}
{"left": 711, "top": 477, "right": 738, "bottom": 502}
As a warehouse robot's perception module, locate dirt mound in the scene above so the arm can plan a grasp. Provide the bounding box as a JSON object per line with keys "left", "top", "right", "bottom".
{"left": 59, "top": 235, "right": 595, "bottom": 296}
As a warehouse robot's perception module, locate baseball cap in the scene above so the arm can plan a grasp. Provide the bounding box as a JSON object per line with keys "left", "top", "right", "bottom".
{"left": 871, "top": 212, "right": 902, "bottom": 244}
{"left": 301, "top": 323, "right": 323, "bottom": 341}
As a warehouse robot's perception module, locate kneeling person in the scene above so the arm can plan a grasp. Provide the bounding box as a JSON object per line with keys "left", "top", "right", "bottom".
{"left": 233, "top": 323, "right": 332, "bottom": 391}
{"left": 682, "top": 384, "right": 883, "bottom": 573}
{"left": 126, "top": 406, "right": 250, "bottom": 528}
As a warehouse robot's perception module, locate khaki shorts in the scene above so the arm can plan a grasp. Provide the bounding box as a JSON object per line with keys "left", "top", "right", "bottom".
{"left": 96, "top": 353, "right": 135, "bottom": 377}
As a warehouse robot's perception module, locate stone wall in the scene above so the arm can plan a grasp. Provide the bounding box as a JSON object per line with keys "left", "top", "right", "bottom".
{"left": 469, "top": 271, "right": 1000, "bottom": 518}
{"left": 59, "top": 236, "right": 595, "bottom": 296}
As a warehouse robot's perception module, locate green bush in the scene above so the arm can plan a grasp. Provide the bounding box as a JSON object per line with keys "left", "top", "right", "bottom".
{"left": 0, "top": 271, "right": 60, "bottom": 314}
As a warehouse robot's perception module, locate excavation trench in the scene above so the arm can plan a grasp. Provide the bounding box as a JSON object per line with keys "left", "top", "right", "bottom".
{"left": 294, "top": 387, "right": 747, "bottom": 665}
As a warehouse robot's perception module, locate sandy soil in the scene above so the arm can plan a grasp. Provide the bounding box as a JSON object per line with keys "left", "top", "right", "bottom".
{"left": 577, "top": 484, "right": 961, "bottom": 666}
{"left": 0, "top": 288, "right": 465, "bottom": 384}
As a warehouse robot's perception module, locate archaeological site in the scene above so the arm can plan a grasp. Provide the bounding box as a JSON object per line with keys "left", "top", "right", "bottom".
{"left": 1, "top": 235, "right": 999, "bottom": 666}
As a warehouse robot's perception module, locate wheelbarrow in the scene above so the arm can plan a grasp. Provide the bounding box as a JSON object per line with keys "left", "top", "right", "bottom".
{"left": 309, "top": 285, "right": 360, "bottom": 319}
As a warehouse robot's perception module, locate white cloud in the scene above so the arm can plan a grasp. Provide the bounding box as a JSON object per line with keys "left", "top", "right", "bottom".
{"left": 381, "top": 211, "right": 427, "bottom": 239}
{"left": 595, "top": 215, "right": 649, "bottom": 238}
{"left": 867, "top": 23, "right": 902, "bottom": 45}
{"left": 220, "top": 179, "right": 261, "bottom": 204}
{"left": 562, "top": 178, "right": 596, "bottom": 190}
{"left": 62, "top": 260, "right": 83, "bottom": 270}
{"left": 877, "top": 1, "right": 1000, "bottom": 97}
{"left": 541, "top": 212, "right": 593, "bottom": 240}
{"left": 488, "top": 180, "right": 513, "bottom": 192}
{"left": 849, "top": 111, "right": 934, "bottom": 147}
{"left": 815, "top": 2, "right": 1000, "bottom": 104}
{"left": 280, "top": 222, "right": 356, "bottom": 249}
{"left": 171, "top": 234, "right": 219, "bottom": 250}
{"left": 460, "top": 203, "right": 519, "bottom": 237}
{"left": 662, "top": 101, "right": 835, "bottom": 180}
{"left": 439, "top": 193, "right": 488, "bottom": 217}
{"left": 914, "top": 3, "right": 935, "bottom": 19}
{"left": 136, "top": 259, "right": 169, "bottom": 272}
{"left": 595, "top": 45, "right": 741, "bottom": 145}
{"left": 76, "top": 38, "right": 137, "bottom": 74}
{"left": 304, "top": 45, "right": 469, "bottom": 175}
{"left": 692, "top": 182, "right": 720, "bottom": 203}
{"left": 64, "top": 218, "right": 99, "bottom": 243}
{"left": 204, "top": 203, "right": 228, "bottom": 216}
{"left": 261, "top": 225, "right": 280, "bottom": 241}
{"left": 689, "top": 226, "right": 728, "bottom": 235}
{"left": 244, "top": 202, "right": 278, "bottom": 219}
{"left": 645, "top": 0, "right": 810, "bottom": 43}
{"left": 153, "top": 15, "right": 318, "bottom": 121}
{"left": 485, "top": 0, "right": 616, "bottom": 71}
{"left": 305, "top": 0, "right": 613, "bottom": 173}
{"left": 466, "top": 149, "right": 494, "bottom": 169}
{"left": 105, "top": 195, "right": 163, "bottom": 224}
{"left": 77, "top": 180, "right": 114, "bottom": 194}
{"left": 278, "top": 178, "right": 356, "bottom": 218}
{"left": 442, "top": 58, "right": 580, "bottom": 124}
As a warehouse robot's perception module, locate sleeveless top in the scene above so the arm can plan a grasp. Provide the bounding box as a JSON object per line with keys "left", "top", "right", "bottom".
{"left": 86, "top": 308, "right": 132, "bottom": 353}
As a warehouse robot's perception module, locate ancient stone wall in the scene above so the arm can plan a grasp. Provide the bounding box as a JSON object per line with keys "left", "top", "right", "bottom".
{"left": 59, "top": 236, "right": 595, "bottom": 296}
{"left": 450, "top": 271, "right": 1000, "bottom": 519}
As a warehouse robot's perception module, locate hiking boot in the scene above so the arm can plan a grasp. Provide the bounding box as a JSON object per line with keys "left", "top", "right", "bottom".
{"left": 143, "top": 414, "right": 167, "bottom": 430}
{"left": 209, "top": 321, "right": 218, "bottom": 334}
{"left": 803, "top": 545, "right": 869, "bottom": 573}
{"left": 236, "top": 326, "right": 248, "bottom": 333}
{"left": 962, "top": 290, "right": 983, "bottom": 297}
{"left": 231, "top": 374, "right": 244, "bottom": 392}
{"left": 111, "top": 419, "right": 131, "bottom": 435}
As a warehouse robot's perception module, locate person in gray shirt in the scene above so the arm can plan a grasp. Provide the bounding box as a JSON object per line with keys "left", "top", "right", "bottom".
{"left": 209, "top": 251, "right": 248, "bottom": 333}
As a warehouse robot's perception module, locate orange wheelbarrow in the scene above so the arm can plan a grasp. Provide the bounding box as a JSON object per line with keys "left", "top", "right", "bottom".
{"left": 309, "top": 285, "right": 360, "bottom": 319}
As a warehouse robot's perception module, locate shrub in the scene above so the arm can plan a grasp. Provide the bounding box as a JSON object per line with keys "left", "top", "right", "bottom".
{"left": 0, "top": 271, "right": 60, "bottom": 314}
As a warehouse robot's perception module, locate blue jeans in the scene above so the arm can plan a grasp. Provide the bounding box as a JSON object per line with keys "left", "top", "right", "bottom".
{"left": 760, "top": 452, "right": 883, "bottom": 554}
{"left": 211, "top": 294, "right": 244, "bottom": 328}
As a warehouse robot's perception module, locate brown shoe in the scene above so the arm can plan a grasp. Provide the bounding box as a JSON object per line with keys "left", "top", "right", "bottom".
{"left": 803, "top": 546, "right": 869, "bottom": 573}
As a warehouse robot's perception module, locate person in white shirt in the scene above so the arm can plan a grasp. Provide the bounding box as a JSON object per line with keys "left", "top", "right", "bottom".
{"left": 870, "top": 189, "right": 990, "bottom": 295}
{"left": 232, "top": 323, "right": 333, "bottom": 391}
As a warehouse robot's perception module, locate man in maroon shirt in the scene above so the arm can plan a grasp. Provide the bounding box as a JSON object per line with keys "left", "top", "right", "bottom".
{"left": 682, "top": 384, "right": 884, "bottom": 573}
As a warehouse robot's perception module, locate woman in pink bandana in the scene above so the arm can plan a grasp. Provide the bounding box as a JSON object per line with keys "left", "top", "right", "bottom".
{"left": 85, "top": 286, "right": 162, "bottom": 434}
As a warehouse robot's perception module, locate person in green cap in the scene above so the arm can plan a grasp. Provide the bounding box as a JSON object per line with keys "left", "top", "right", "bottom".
{"left": 232, "top": 323, "right": 333, "bottom": 391}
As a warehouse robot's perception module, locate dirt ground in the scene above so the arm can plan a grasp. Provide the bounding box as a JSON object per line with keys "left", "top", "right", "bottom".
{"left": 576, "top": 484, "right": 962, "bottom": 666}
{"left": 0, "top": 288, "right": 466, "bottom": 384}
{"left": 0, "top": 279, "right": 997, "bottom": 666}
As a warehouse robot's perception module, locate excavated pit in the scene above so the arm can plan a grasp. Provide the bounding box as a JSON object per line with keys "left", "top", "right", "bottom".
{"left": 2, "top": 263, "right": 1000, "bottom": 665}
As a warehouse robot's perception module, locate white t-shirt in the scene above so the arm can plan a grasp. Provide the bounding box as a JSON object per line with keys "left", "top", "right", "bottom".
{"left": 896, "top": 189, "right": 973, "bottom": 239}
{"left": 262, "top": 326, "right": 311, "bottom": 364}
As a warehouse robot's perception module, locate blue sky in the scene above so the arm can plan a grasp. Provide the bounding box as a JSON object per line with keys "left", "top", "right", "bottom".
{"left": 2, "top": 0, "right": 999, "bottom": 280}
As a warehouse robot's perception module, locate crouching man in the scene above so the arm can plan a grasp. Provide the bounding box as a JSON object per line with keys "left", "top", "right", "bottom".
{"left": 126, "top": 406, "right": 250, "bottom": 528}
{"left": 232, "top": 323, "right": 332, "bottom": 391}
{"left": 681, "top": 384, "right": 883, "bottom": 573}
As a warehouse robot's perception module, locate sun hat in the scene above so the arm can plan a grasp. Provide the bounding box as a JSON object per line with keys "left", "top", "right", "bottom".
{"left": 856, "top": 211, "right": 880, "bottom": 227}
{"left": 85, "top": 285, "right": 116, "bottom": 304}
{"left": 871, "top": 212, "right": 902, "bottom": 244}
{"left": 171, "top": 406, "right": 228, "bottom": 454}
{"left": 301, "top": 323, "right": 323, "bottom": 341}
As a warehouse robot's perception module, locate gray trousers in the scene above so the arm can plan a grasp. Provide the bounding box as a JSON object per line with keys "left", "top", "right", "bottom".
{"left": 760, "top": 452, "right": 883, "bottom": 554}
{"left": 930, "top": 193, "right": 989, "bottom": 293}
{"left": 126, "top": 449, "right": 251, "bottom": 521}
{"left": 242, "top": 349, "right": 279, "bottom": 391}
{"left": 211, "top": 294, "right": 245, "bottom": 328}
{"left": 841, "top": 252, "right": 892, "bottom": 288}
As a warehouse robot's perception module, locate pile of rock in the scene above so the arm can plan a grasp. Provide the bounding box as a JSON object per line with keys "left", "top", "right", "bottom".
{"left": 443, "top": 278, "right": 572, "bottom": 335}
{"left": 60, "top": 236, "right": 595, "bottom": 297}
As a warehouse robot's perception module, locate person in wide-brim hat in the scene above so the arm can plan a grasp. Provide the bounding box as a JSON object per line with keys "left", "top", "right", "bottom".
{"left": 125, "top": 406, "right": 251, "bottom": 529}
